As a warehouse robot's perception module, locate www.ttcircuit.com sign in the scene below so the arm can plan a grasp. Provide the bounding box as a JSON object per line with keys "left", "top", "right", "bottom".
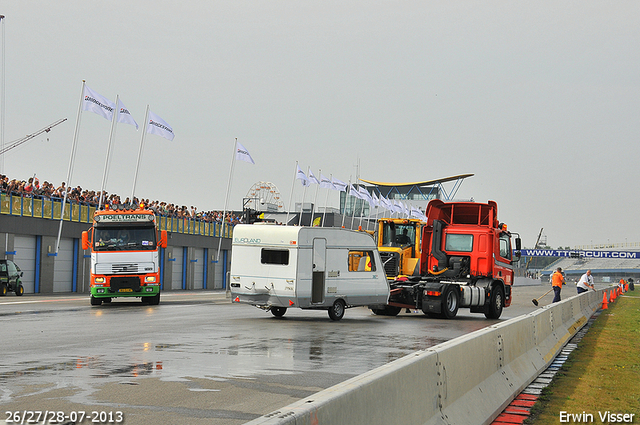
{"left": 519, "top": 249, "right": 638, "bottom": 259}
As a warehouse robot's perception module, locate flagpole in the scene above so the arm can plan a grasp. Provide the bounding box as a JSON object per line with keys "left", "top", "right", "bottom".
{"left": 321, "top": 173, "right": 331, "bottom": 227}
{"left": 286, "top": 161, "right": 297, "bottom": 226}
{"left": 217, "top": 138, "right": 238, "bottom": 263}
{"left": 311, "top": 169, "right": 320, "bottom": 226}
{"left": 131, "top": 105, "right": 149, "bottom": 202}
{"left": 342, "top": 177, "right": 351, "bottom": 229}
{"left": 298, "top": 178, "right": 308, "bottom": 226}
{"left": 55, "top": 80, "right": 85, "bottom": 254}
{"left": 351, "top": 184, "right": 358, "bottom": 230}
{"left": 98, "top": 95, "right": 120, "bottom": 210}
{"left": 358, "top": 183, "right": 365, "bottom": 229}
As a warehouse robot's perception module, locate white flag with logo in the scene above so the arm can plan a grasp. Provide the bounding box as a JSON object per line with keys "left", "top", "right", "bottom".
{"left": 319, "top": 174, "right": 334, "bottom": 189}
{"left": 82, "top": 85, "right": 115, "bottom": 121}
{"left": 357, "top": 186, "right": 373, "bottom": 205}
{"left": 392, "top": 199, "right": 402, "bottom": 214}
{"left": 331, "top": 177, "right": 347, "bottom": 192}
{"left": 296, "top": 165, "right": 310, "bottom": 186}
{"left": 402, "top": 202, "right": 410, "bottom": 217}
{"left": 147, "top": 110, "right": 175, "bottom": 141}
{"left": 371, "top": 192, "right": 380, "bottom": 208}
{"left": 410, "top": 205, "right": 425, "bottom": 220}
{"left": 117, "top": 98, "right": 139, "bottom": 129}
{"left": 380, "top": 195, "right": 392, "bottom": 211}
{"left": 349, "top": 184, "right": 363, "bottom": 199}
{"left": 236, "top": 141, "right": 255, "bottom": 164}
{"left": 308, "top": 168, "right": 319, "bottom": 185}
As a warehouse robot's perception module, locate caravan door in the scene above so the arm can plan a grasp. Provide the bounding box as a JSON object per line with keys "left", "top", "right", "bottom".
{"left": 312, "top": 238, "right": 326, "bottom": 304}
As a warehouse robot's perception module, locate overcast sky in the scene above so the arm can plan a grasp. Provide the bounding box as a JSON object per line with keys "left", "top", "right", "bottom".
{"left": 1, "top": 1, "right": 638, "bottom": 248}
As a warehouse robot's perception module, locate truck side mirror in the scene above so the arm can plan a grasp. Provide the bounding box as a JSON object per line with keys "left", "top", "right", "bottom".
{"left": 512, "top": 237, "right": 522, "bottom": 264}
{"left": 159, "top": 230, "right": 168, "bottom": 248}
{"left": 82, "top": 231, "right": 90, "bottom": 250}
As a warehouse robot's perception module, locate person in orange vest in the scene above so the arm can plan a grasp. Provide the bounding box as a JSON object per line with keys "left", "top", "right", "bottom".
{"left": 552, "top": 267, "right": 566, "bottom": 302}
{"left": 619, "top": 278, "right": 625, "bottom": 291}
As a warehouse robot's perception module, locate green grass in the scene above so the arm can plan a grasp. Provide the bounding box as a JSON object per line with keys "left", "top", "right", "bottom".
{"left": 525, "top": 289, "right": 640, "bottom": 424}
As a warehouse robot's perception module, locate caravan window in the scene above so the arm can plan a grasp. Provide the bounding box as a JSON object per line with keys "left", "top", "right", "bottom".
{"left": 261, "top": 249, "right": 290, "bottom": 265}
{"left": 348, "top": 251, "right": 376, "bottom": 272}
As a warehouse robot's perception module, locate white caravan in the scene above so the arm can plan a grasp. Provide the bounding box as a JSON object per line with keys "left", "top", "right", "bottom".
{"left": 230, "top": 224, "right": 390, "bottom": 321}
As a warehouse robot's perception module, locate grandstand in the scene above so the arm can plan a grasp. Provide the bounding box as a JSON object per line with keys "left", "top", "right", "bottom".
{"left": 537, "top": 250, "right": 640, "bottom": 284}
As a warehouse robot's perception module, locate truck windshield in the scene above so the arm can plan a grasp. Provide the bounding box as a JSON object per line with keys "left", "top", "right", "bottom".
{"left": 381, "top": 223, "right": 416, "bottom": 247}
{"left": 94, "top": 226, "right": 157, "bottom": 251}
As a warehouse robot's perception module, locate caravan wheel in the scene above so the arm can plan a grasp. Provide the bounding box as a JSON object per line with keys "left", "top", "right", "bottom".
{"left": 328, "top": 299, "right": 346, "bottom": 321}
{"left": 270, "top": 307, "right": 287, "bottom": 317}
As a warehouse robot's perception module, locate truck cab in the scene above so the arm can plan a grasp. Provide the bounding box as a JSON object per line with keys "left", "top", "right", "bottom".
{"left": 378, "top": 200, "right": 521, "bottom": 320}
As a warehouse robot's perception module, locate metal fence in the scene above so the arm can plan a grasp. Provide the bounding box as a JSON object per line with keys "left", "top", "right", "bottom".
{"left": 0, "top": 194, "right": 232, "bottom": 238}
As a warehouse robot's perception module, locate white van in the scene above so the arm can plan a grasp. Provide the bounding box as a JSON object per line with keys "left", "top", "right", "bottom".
{"left": 230, "top": 224, "right": 390, "bottom": 321}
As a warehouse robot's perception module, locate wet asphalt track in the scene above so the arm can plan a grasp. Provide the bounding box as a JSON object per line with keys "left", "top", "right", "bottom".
{"left": 0, "top": 282, "right": 586, "bottom": 425}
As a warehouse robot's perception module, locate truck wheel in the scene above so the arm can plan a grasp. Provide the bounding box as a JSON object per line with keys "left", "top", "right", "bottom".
{"left": 148, "top": 294, "right": 160, "bottom": 305}
{"left": 371, "top": 306, "right": 401, "bottom": 316}
{"left": 485, "top": 286, "right": 504, "bottom": 319}
{"left": 441, "top": 285, "right": 459, "bottom": 319}
{"left": 1, "top": 283, "right": 7, "bottom": 296}
{"left": 328, "top": 299, "right": 346, "bottom": 321}
{"left": 270, "top": 307, "right": 287, "bottom": 317}
{"left": 90, "top": 295, "right": 102, "bottom": 306}
{"left": 15, "top": 284, "right": 24, "bottom": 296}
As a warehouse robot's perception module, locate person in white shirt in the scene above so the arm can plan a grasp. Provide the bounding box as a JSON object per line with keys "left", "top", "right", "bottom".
{"left": 577, "top": 270, "right": 595, "bottom": 294}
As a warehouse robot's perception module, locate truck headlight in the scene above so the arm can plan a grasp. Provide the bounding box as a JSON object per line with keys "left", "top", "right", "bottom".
{"left": 94, "top": 277, "right": 105, "bottom": 284}
{"left": 145, "top": 276, "right": 156, "bottom": 283}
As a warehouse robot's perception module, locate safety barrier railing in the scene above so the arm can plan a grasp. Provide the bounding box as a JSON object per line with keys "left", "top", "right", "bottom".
{"left": 0, "top": 193, "right": 234, "bottom": 238}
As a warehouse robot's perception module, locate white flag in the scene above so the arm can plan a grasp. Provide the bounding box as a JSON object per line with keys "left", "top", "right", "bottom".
{"left": 296, "top": 165, "right": 310, "bottom": 186}
{"left": 357, "top": 186, "right": 373, "bottom": 205}
{"left": 82, "top": 85, "right": 115, "bottom": 121}
{"left": 147, "top": 110, "right": 175, "bottom": 141}
{"left": 402, "top": 202, "right": 410, "bottom": 217}
{"left": 308, "top": 168, "right": 319, "bottom": 185}
{"left": 349, "top": 184, "right": 362, "bottom": 199}
{"left": 372, "top": 192, "right": 380, "bottom": 208}
{"left": 410, "top": 206, "right": 423, "bottom": 220}
{"left": 319, "top": 174, "right": 334, "bottom": 189}
{"left": 236, "top": 141, "right": 255, "bottom": 164}
{"left": 331, "top": 177, "right": 347, "bottom": 192}
{"left": 380, "top": 195, "right": 392, "bottom": 211}
{"left": 117, "top": 99, "right": 139, "bottom": 129}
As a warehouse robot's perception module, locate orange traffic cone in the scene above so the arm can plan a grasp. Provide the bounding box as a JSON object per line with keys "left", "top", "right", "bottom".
{"left": 625, "top": 283, "right": 629, "bottom": 292}
{"left": 602, "top": 292, "right": 608, "bottom": 310}
{"left": 609, "top": 290, "right": 615, "bottom": 303}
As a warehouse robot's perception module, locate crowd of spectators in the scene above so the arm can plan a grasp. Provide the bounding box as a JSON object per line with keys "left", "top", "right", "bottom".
{"left": 0, "top": 174, "right": 243, "bottom": 224}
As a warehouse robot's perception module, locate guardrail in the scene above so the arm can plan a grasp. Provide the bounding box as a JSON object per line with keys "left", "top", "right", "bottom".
{"left": 245, "top": 289, "right": 605, "bottom": 425}
{"left": 0, "top": 193, "right": 233, "bottom": 238}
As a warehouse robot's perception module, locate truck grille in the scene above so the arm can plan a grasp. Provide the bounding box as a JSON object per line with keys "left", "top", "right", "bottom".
{"left": 379, "top": 252, "right": 399, "bottom": 277}
{"left": 112, "top": 263, "right": 139, "bottom": 274}
{"left": 96, "top": 263, "right": 140, "bottom": 274}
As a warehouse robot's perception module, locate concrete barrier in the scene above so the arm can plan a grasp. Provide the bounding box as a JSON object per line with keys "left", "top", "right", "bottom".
{"left": 246, "top": 289, "right": 606, "bottom": 425}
